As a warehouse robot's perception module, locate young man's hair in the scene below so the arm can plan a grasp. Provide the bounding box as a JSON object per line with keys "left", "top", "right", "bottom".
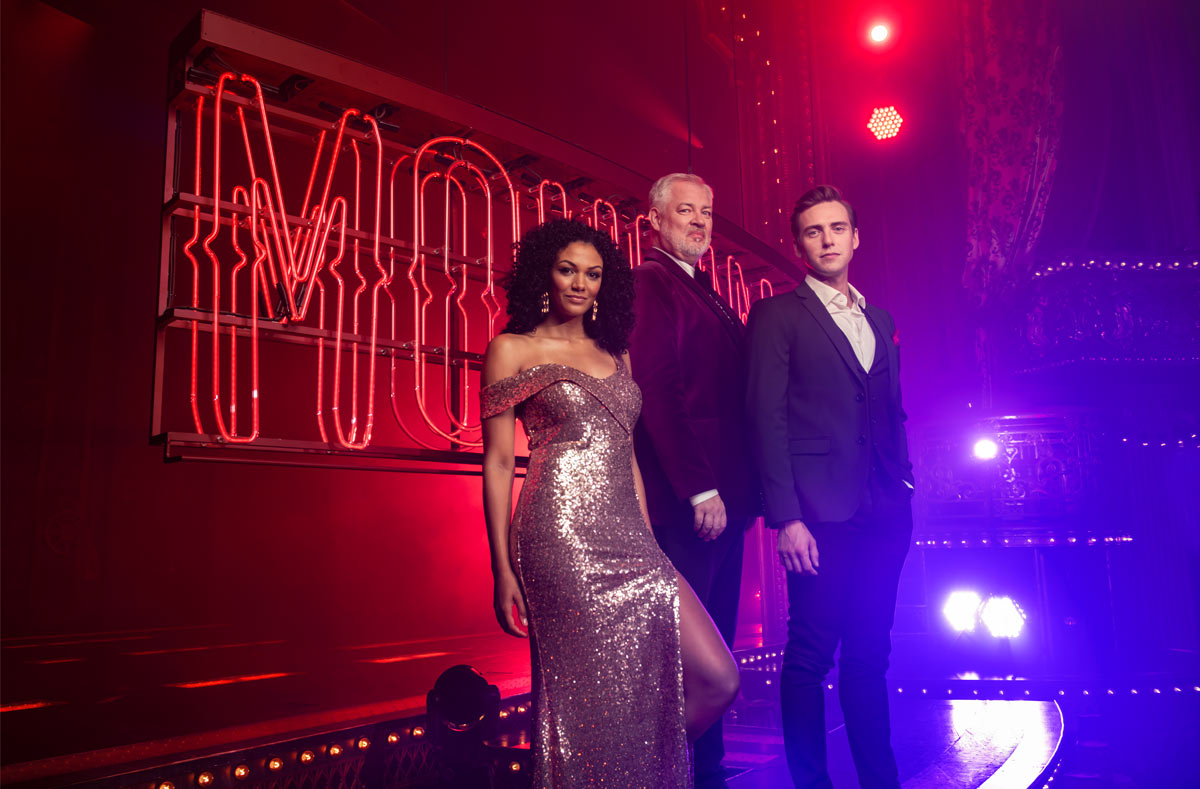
{"left": 790, "top": 185, "right": 858, "bottom": 240}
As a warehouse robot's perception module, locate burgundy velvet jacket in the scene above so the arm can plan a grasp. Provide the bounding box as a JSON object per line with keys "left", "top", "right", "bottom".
{"left": 628, "top": 249, "right": 760, "bottom": 529}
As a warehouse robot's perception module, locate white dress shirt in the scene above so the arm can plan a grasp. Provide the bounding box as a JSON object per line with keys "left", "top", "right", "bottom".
{"left": 804, "top": 274, "right": 876, "bottom": 371}
{"left": 651, "top": 247, "right": 720, "bottom": 508}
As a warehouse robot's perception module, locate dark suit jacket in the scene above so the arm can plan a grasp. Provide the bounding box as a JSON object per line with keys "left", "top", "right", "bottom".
{"left": 745, "top": 281, "right": 913, "bottom": 526}
{"left": 629, "top": 249, "right": 760, "bottom": 528}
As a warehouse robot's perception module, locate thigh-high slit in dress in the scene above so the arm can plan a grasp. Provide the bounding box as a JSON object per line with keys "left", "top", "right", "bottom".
{"left": 481, "top": 359, "right": 688, "bottom": 788}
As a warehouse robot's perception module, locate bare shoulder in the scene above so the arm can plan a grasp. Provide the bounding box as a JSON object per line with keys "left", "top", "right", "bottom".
{"left": 483, "top": 333, "right": 531, "bottom": 385}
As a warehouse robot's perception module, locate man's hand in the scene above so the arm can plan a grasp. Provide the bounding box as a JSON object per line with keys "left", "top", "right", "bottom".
{"left": 492, "top": 570, "right": 529, "bottom": 638}
{"left": 693, "top": 494, "right": 728, "bottom": 542}
{"left": 777, "top": 519, "right": 819, "bottom": 575}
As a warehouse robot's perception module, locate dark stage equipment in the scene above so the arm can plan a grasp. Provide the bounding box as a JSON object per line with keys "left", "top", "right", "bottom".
{"left": 425, "top": 664, "right": 500, "bottom": 785}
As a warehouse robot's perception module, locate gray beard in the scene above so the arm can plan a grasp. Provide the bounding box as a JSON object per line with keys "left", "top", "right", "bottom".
{"left": 676, "top": 238, "right": 709, "bottom": 261}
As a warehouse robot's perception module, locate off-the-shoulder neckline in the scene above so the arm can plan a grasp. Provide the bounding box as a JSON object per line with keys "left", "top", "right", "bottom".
{"left": 488, "top": 360, "right": 621, "bottom": 387}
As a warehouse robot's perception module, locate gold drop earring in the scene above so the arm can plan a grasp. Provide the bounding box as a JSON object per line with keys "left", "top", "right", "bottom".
{"left": 541, "top": 292, "right": 550, "bottom": 314}
{"left": 591, "top": 300, "right": 599, "bottom": 320}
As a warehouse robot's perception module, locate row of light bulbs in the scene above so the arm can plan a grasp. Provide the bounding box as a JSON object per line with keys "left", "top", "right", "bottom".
{"left": 913, "top": 535, "right": 1133, "bottom": 548}
{"left": 1034, "top": 259, "right": 1199, "bottom": 277}
{"left": 154, "top": 729, "right": 423, "bottom": 788}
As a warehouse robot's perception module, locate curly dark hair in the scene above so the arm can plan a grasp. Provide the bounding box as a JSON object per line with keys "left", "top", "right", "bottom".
{"left": 500, "top": 218, "right": 635, "bottom": 354}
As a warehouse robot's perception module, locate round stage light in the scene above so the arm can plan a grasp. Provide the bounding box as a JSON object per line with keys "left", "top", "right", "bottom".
{"left": 942, "top": 591, "right": 982, "bottom": 633}
{"left": 870, "top": 24, "right": 889, "bottom": 43}
{"left": 981, "top": 596, "right": 1026, "bottom": 638}
{"left": 867, "top": 106, "right": 904, "bottom": 140}
{"left": 973, "top": 437, "right": 999, "bottom": 460}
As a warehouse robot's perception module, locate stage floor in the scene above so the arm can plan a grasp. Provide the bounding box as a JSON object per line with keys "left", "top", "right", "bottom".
{"left": 4, "top": 626, "right": 1198, "bottom": 786}
{"left": 1, "top": 624, "right": 532, "bottom": 779}
{"left": 722, "top": 696, "right": 1062, "bottom": 788}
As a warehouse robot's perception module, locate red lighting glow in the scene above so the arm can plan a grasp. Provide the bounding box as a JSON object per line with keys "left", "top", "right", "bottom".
{"left": 361, "top": 650, "right": 451, "bottom": 664}
{"left": 0, "top": 701, "right": 58, "bottom": 712}
{"left": 159, "top": 60, "right": 768, "bottom": 462}
{"left": 166, "top": 672, "right": 294, "bottom": 689}
{"left": 867, "top": 106, "right": 904, "bottom": 140}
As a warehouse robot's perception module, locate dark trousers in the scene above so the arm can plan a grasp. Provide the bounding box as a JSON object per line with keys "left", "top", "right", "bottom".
{"left": 780, "top": 474, "right": 912, "bottom": 789}
{"left": 654, "top": 514, "right": 749, "bottom": 789}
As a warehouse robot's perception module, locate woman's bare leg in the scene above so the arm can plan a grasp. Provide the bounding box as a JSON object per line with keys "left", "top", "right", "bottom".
{"left": 677, "top": 571, "right": 741, "bottom": 741}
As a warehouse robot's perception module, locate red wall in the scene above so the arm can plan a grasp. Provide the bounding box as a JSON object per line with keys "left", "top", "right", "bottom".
{"left": 1, "top": 0, "right": 807, "bottom": 644}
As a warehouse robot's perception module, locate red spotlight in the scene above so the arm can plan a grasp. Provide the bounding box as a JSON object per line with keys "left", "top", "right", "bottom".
{"left": 869, "top": 24, "right": 889, "bottom": 43}
{"left": 867, "top": 106, "right": 903, "bottom": 140}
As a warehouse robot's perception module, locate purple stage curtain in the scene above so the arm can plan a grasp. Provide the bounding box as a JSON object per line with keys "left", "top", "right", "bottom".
{"left": 960, "top": 0, "right": 1063, "bottom": 306}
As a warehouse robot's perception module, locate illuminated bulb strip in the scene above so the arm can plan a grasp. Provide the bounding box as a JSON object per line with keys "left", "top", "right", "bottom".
{"left": 913, "top": 535, "right": 1132, "bottom": 548}
{"left": 1034, "top": 259, "right": 1198, "bottom": 277}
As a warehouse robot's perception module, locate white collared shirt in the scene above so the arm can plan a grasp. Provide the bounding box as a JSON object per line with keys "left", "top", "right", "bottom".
{"left": 804, "top": 274, "right": 876, "bottom": 371}
{"left": 650, "top": 247, "right": 719, "bottom": 508}
{"left": 654, "top": 246, "right": 697, "bottom": 279}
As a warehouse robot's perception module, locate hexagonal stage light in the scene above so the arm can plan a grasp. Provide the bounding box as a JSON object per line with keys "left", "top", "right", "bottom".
{"left": 867, "top": 106, "right": 903, "bottom": 140}
{"left": 943, "top": 590, "right": 983, "bottom": 633}
{"left": 980, "top": 596, "right": 1027, "bottom": 638}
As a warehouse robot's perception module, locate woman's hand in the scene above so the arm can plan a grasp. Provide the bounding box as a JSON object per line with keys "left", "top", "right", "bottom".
{"left": 493, "top": 570, "right": 529, "bottom": 638}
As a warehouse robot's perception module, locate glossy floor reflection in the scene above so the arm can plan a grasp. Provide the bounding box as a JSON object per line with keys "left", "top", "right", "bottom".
{"left": 721, "top": 694, "right": 1062, "bottom": 788}
{"left": 1, "top": 625, "right": 533, "bottom": 779}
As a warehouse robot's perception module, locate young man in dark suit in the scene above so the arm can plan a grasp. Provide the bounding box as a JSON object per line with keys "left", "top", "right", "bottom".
{"left": 745, "top": 186, "right": 914, "bottom": 788}
{"left": 629, "top": 173, "right": 759, "bottom": 788}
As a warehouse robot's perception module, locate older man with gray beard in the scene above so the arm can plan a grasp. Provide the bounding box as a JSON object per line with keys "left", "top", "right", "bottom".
{"left": 628, "top": 173, "right": 759, "bottom": 788}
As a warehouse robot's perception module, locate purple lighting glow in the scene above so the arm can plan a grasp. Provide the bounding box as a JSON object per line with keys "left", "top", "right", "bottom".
{"left": 943, "top": 591, "right": 983, "bottom": 633}
{"left": 981, "top": 596, "right": 1027, "bottom": 638}
{"left": 973, "top": 437, "right": 999, "bottom": 460}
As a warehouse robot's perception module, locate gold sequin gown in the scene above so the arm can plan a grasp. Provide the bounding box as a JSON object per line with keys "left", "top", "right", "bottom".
{"left": 481, "top": 360, "right": 688, "bottom": 788}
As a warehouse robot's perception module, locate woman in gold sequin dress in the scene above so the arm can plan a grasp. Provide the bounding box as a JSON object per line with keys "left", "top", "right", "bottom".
{"left": 481, "top": 219, "right": 740, "bottom": 787}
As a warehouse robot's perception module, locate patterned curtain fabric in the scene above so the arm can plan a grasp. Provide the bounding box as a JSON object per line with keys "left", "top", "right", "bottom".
{"left": 961, "top": 0, "right": 1064, "bottom": 306}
